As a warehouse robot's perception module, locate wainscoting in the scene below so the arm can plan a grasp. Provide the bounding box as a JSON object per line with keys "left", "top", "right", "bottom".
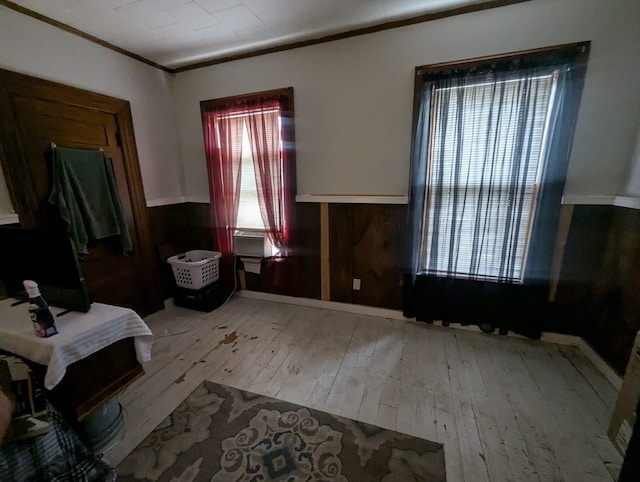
{"left": 557, "top": 205, "right": 640, "bottom": 375}
{"left": 146, "top": 200, "right": 640, "bottom": 376}
{"left": 147, "top": 202, "right": 213, "bottom": 300}
{"left": 146, "top": 202, "right": 404, "bottom": 308}
{"left": 328, "top": 203, "right": 406, "bottom": 309}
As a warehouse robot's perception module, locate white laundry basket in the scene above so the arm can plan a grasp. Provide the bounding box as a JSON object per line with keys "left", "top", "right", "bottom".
{"left": 167, "top": 250, "right": 221, "bottom": 290}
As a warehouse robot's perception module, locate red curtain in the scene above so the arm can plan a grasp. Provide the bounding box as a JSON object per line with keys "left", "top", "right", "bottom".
{"left": 202, "top": 90, "right": 297, "bottom": 294}
{"left": 203, "top": 110, "right": 244, "bottom": 288}
{"left": 245, "top": 101, "right": 295, "bottom": 252}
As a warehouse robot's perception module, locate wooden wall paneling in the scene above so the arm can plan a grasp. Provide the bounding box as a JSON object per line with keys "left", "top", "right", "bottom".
{"left": 114, "top": 101, "right": 164, "bottom": 312}
{"left": 555, "top": 204, "right": 640, "bottom": 375}
{"left": 329, "top": 204, "right": 353, "bottom": 304}
{"left": 147, "top": 204, "right": 187, "bottom": 300}
{"left": 147, "top": 202, "right": 215, "bottom": 300}
{"left": 558, "top": 206, "right": 613, "bottom": 283}
{"left": 584, "top": 207, "right": 640, "bottom": 375}
{"left": 243, "top": 202, "right": 321, "bottom": 300}
{"left": 320, "top": 202, "right": 331, "bottom": 300}
{"left": 295, "top": 202, "right": 321, "bottom": 299}
{"left": 351, "top": 204, "right": 406, "bottom": 309}
{"left": 614, "top": 208, "right": 640, "bottom": 340}
{"left": 326, "top": 203, "right": 406, "bottom": 310}
{"left": 226, "top": 201, "right": 407, "bottom": 310}
{"left": 555, "top": 205, "right": 613, "bottom": 334}
{"left": 185, "top": 202, "right": 215, "bottom": 250}
{"left": 548, "top": 204, "right": 574, "bottom": 302}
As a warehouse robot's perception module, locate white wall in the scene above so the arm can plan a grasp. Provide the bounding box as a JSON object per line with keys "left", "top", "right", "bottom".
{"left": 0, "top": 167, "right": 16, "bottom": 224}
{"left": 172, "top": 0, "right": 640, "bottom": 201}
{"left": 0, "top": 5, "right": 184, "bottom": 208}
{"left": 623, "top": 122, "right": 640, "bottom": 198}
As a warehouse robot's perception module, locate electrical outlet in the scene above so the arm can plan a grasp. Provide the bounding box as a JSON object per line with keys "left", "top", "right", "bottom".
{"left": 353, "top": 278, "right": 361, "bottom": 290}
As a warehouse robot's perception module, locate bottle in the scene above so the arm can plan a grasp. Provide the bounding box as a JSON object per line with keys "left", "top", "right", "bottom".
{"left": 23, "top": 280, "right": 58, "bottom": 338}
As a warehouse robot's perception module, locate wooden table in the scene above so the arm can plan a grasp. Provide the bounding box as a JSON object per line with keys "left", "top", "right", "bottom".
{"left": 0, "top": 298, "right": 152, "bottom": 422}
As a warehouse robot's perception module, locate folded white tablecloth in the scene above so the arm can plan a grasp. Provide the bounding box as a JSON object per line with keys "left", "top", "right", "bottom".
{"left": 0, "top": 299, "right": 153, "bottom": 389}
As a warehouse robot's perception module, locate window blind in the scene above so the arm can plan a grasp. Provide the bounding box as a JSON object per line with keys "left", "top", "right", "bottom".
{"left": 236, "top": 122, "right": 265, "bottom": 230}
{"left": 420, "top": 73, "right": 556, "bottom": 281}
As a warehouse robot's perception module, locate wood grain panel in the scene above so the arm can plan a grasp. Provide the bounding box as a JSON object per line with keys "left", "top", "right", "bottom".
{"left": 329, "top": 204, "right": 353, "bottom": 304}
{"left": 149, "top": 202, "right": 321, "bottom": 301}
{"left": 351, "top": 204, "right": 406, "bottom": 309}
{"left": 328, "top": 204, "right": 406, "bottom": 309}
{"left": 186, "top": 201, "right": 405, "bottom": 309}
{"left": 294, "top": 202, "right": 321, "bottom": 299}
{"left": 556, "top": 204, "right": 640, "bottom": 374}
{"left": 583, "top": 207, "right": 640, "bottom": 375}
{"left": 14, "top": 96, "right": 110, "bottom": 145}
{"left": 147, "top": 202, "right": 214, "bottom": 300}
{"left": 243, "top": 202, "right": 321, "bottom": 300}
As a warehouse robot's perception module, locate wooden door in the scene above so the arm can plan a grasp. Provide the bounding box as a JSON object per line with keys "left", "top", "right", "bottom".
{"left": 0, "top": 69, "right": 162, "bottom": 315}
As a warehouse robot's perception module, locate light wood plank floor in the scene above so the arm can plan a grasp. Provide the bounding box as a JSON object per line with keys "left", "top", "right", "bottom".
{"left": 104, "top": 296, "right": 623, "bottom": 481}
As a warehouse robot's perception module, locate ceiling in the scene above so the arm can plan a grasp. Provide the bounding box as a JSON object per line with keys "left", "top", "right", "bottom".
{"left": 8, "top": 0, "right": 499, "bottom": 71}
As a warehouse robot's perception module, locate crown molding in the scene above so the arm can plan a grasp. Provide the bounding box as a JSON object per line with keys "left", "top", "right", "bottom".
{"left": 1, "top": 0, "right": 533, "bottom": 74}
{"left": 0, "top": 0, "right": 170, "bottom": 72}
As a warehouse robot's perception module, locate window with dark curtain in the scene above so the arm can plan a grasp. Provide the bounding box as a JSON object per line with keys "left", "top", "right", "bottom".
{"left": 404, "top": 43, "right": 589, "bottom": 337}
{"left": 200, "top": 88, "right": 297, "bottom": 293}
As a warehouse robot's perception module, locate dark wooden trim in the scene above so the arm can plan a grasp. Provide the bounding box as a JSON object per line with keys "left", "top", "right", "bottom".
{"left": 0, "top": 68, "right": 145, "bottom": 217}
{"left": 1, "top": 0, "right": 534, "bottom": 74}
{"left": 415, "top": 41, "right": 590, "bottom": 76}
{"left": 409, "top": 41, "right": 591, "bottom": 186}
{"left": 320, "top": 202, "right": 331, "bottom": 301}
{"left": 200, "top": 87, "right": 294, "bottom": 112}
{"left": 0, "top": 0, "right": 170, "bottom": 73}
{"left": 172, "top": 0, "right": 533, "bottom": 73}
{"left": 115, "top": 101, "right": 163, "bottom": 309}
{"left": 0, "top": 67, "right": 131, "bottom": 112}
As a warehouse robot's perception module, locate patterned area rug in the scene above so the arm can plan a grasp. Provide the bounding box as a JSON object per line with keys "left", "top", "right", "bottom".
{"left": 117, "top": 381, "right": 446, "bottom": 481}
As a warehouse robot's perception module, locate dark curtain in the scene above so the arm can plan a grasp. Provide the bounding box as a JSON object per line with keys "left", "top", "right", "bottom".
{"left": 404, "top": 46, "right": 588, "bottom": 337}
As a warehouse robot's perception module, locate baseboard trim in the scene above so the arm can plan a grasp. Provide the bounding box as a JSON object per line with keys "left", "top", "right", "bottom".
{"left": 235, "top": 290, "right": 622, "bottom": 390}
{"left": 577, "top": 339, "right": 623, "bottom": 390}
{"left": 235, "top": 290, "right": 405, "bottom": 320}
{"left": 0, "top": 213, "right": 19, "bottom": 225}
{"left": 539, "top": 332, "right": 580, "bottom": 346}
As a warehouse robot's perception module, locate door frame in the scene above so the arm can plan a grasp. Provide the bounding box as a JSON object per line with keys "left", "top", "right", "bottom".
{"left": 0, "top": 68, "right": 163, "bottom": 314}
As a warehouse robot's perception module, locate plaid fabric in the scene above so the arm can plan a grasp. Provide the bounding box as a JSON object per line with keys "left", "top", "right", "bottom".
{"left": 0, "top": 400, "right": 116, "bottom": 482}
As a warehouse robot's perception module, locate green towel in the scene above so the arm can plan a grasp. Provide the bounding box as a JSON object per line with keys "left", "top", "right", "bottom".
{"left": 48, "top": 147, "right": 133, "bottom": 257}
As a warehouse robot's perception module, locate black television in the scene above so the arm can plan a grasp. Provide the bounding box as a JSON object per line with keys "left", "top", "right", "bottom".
{"left": 0, "top": 227, "right": 91, "bottom": 313}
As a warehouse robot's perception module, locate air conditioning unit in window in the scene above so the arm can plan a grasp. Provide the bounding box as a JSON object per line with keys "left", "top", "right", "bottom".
{"left": 233, "top": 231, "right": 272, "bottom": 258}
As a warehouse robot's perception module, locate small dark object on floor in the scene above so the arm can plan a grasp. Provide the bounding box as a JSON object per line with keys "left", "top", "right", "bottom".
{"left": 173, "top": 280, "right": 226, "bottom": 312}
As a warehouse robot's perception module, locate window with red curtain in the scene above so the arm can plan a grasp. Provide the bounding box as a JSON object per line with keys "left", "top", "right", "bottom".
{"left": 200, "top": 88, "right": 297, "bottom": 286}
